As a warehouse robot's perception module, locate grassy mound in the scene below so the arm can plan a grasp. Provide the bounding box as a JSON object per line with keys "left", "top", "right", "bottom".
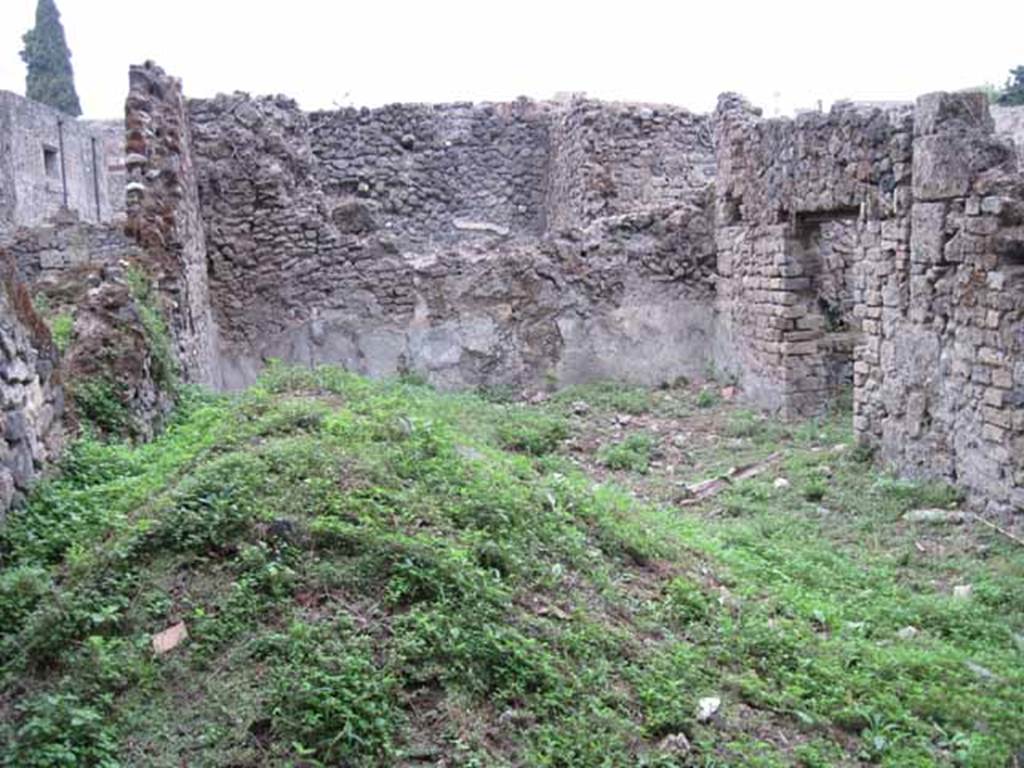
{"left": 1, "top": 366, "right": 1021, "bottom": 767}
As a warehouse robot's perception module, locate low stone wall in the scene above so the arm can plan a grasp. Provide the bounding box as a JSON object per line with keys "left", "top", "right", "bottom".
{"left": 0, "top": 254, "right": 63, "bottom": 516}
{"left": 0, "top": 216, "right": 142, "bottom": 283}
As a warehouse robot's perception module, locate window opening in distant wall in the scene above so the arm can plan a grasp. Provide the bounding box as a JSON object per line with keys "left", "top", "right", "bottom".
{"left": 43, "top": 145, "right": 59, "bottom": 178}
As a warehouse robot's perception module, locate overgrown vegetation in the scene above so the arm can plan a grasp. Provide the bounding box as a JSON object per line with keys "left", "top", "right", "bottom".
{"left": 47, "top": 312, "right": 73, "bottom": 353}
{"left": 495, "top": 408, "right": 568, "bottom": 455}
{"left": 599, "top": 432, "right": 656, "bottom": 473}
{"left": 1, "top": 365, "right": 1021, "bottom": 766}
{"left": 31, "top": 294, "right": 72, "bottom": 354}
{"left": 125, "top": 265, "right": 179, "bottom": 393}
{"left": 69, "top": 376, "right": 133, "bottom": 437}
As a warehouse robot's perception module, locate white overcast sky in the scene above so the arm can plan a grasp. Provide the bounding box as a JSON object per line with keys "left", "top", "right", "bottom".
{"left": 0, "top": 0, "right": 1021, "bottom": 119}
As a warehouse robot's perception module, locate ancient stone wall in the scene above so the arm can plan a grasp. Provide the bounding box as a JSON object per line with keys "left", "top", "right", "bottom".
{"left": 859, "top": 93, "right": 1024, "bottom": 514}
{"left": 124, "top": 62, "right": 218, "bottom": 387}
{"left": 308, "top": 100, "right": 552, "bottom": 248}
{"left": 4, "top": 59, "right": 1017, "bottom": 515}
{"left": 547, "top": 99, "right": 715, "bottom": 231}
{"left": 712, "top": 94, "right": 913, "bottom": 415}
{"left": 188, "top": 91, "right": 718, "bottom": 391}
{"left": 0, "top": 91, "right": 116, "bottom": 228}
{"left": 0, "top": 254, "right": 63, "bottom": 517}
{"left": 713, "top": 91, "right": 1022, "bottom": 514}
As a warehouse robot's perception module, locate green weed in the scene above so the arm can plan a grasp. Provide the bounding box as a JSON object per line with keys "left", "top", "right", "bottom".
{"left": 599, "top": 433, "right": 656, "bottom": 473}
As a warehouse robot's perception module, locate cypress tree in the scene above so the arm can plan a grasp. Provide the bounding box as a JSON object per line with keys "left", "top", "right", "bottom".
{"left": 997, "top": 66, "right": 1024, "bottom": 106}
{"left": 20, "top": 0, "right": 82, "bottom": 117}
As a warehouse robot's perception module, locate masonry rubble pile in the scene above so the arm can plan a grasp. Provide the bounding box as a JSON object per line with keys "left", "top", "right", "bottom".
{"left": 0, "top": 60, "right": 1020, "bottom": 517}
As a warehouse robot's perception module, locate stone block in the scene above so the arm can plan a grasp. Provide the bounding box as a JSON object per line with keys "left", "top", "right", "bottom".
{"left": 915, "top": 91, "right": 992, "bottom": 137}
{"left": 981, "top": 423, "right": 1008, "bottom": 443}
{"left": 913, "top": 135, "right": 971, "bottom": 201}
{"left": 910, "top": 202, "right": 946, "bottom": 264}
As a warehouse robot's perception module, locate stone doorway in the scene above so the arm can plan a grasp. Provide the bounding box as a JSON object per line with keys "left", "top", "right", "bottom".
{"left": 789, "top": 209, "right": 862, "bottom": 408}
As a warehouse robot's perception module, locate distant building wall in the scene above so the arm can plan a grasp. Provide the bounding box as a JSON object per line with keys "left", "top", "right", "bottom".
{"left": 0, "top": 91, "right": 117, "bottom": 228}
{"left": 83, "top": 119, "right": 127, "bottom": 221}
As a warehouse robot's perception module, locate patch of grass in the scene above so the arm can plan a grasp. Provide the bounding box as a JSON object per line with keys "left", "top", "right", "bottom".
{"left": 8, "top": 691, "right": 119, "bottom": 768}
{"left": 599, "top": 433, "right": 656, "bottom": 473}
{"left": 696, "top": 388, "right": 719, "bottom": 409}
{"left": 495, "top": 408, "right": 568, "bottom": 455}
{"left": 47, "top": 313, "right": 73, "bottom": 354}
{"left": 260, "top": 620, "right": 398, "bottom": 763}
{"left": 802, "top": 476, "right": 828, "bottom": 502}
{"left": 552, "top": 381, "right": 654, "bottom": 415}
{"left": 725, "top": 409, "right": 790, "bottom": 445}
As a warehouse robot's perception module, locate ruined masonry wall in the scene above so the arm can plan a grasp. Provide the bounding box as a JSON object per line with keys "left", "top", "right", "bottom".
{"left": 714, "top": 91, "right": 1023, "bottom": 514}
{"left": 863, "top": 93, "right": 1024, "bottom": 514}
{"left": 124, "top": 63, "right": 218, "bottom": 387}
{"left": 547, "top": 99, "right": 714, "bottom": 230}
{"left": 308, "top": 101, "right": 552, "bottom": 248}
{"left": 712, "top": 95, "right": 913, "bottom": 415}
{"left": 0, "top": 259, "right": 62, "bottom": 518}
{"left": 4, "top": 60, "right": 1017, "bottom": 516}
{"left": 188, "top": 92, "right": 719, "bottom": 392}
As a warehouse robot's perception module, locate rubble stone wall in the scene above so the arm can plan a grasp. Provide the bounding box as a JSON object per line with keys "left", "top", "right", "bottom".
{"left": 547, "top": 99, "right": 715, "bottom": 230}
{"left": 864, "top": 93, "right": 1024, "bottom": 514}
{"left": 308, "top": 100, "right": 553, "bottom": 248}
{"left": 125, "top": 62, "right": 218, "bottom": 387}
{"left": 188, "top": 92, "right": 719, "bottom": 392}
{"left": 0, "top": 255, "right": 63, "bottom": 518}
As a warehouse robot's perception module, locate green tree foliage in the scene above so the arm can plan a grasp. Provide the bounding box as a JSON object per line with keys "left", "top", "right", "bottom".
{"left": 20, "top": 0, "right": 82, "bottom": 117}
{"left": 997, "top": 65, "right": 1024, "bottom": 106}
